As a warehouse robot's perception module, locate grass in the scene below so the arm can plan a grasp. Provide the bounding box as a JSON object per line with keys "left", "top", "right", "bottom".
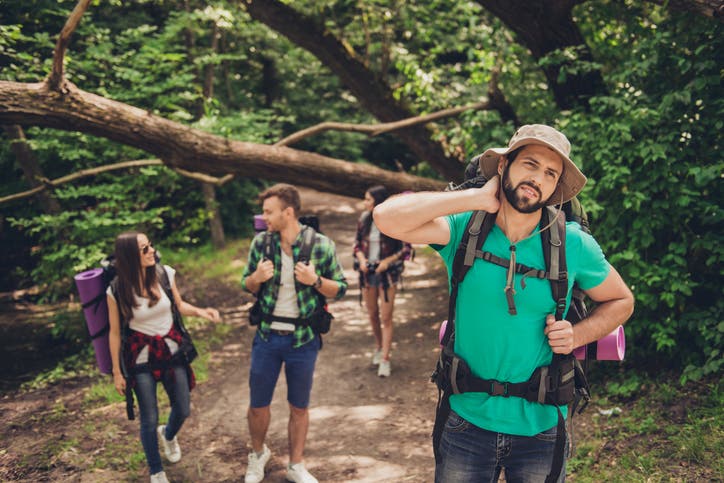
{"left": 160, "top": 238, "right": 250, "bottom": 284}
{"left": 568, "top": 374, "right": 724, "bottom": 481}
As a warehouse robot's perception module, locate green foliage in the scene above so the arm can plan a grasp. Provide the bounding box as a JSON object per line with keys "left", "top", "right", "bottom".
{"left": 1, "top": 0, "right": 722, "bottom": 380}
{"left": 20, "top": 346, "right": 96, "bottom": 391}
{"left": 604, "top": 373, "right": 642, "bottom": 400}
{"left": 560, "top": 5, "right": 723, "bottom": 380}
{"left": 7, "top": 165, "right": 215, "bottom": 299}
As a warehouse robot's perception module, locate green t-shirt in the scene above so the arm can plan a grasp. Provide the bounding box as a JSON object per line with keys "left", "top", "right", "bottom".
{"left": 433, "top": 211, "right": 610, "bottom": 436}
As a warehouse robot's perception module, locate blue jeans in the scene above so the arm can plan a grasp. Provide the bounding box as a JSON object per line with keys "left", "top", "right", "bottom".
{"left": 134, "top": 365, "right": 191, "bottom": 474}
{"left": 249, "top": 332, "right": 320, "bottom": 408}
{"left": 435, "top": 410, "right": 569, "bottom": 483}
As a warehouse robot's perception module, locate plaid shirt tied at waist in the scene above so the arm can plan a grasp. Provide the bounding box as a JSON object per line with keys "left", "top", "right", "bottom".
{"left": 124, "top": 324, "right": 196, "bottom": 390}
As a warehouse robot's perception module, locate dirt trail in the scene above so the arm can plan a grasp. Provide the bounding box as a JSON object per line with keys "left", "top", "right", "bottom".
{"left": 1, "top": 188, "right": 449, "bottom": 482}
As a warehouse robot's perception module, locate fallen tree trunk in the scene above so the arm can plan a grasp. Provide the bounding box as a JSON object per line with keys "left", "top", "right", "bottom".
{"left": 0, "top": 81, "right": 448, "bottom": 197}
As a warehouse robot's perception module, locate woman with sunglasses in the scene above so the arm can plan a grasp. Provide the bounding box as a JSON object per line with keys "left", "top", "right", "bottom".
{"left": 107, "top": 232, "right": 220, "bottom": 483}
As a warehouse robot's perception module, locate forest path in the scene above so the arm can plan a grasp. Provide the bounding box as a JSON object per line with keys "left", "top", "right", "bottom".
{"left": 0, "top": 188, "right": 449, "bottom": 482}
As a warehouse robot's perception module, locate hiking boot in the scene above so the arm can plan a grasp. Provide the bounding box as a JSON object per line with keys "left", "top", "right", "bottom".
{"left": 157, "top": 425, "right": 181, "bottom": 463}
{"left": 286, "top": 462, "right": 318, "bottom": 483}
{"left": 372, "top": 349, "right": 382, "bottom": 365}
{"left": 150, "top": 471, "right": 169, "bottom": 483}
{"left": 378, "top": 360, "right": 391, "bottom": 377}
{"left": 245, "top": 444, "right": 271, "bottom": 483}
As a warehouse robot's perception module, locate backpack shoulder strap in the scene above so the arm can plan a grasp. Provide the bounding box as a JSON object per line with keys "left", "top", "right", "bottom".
{"left": 155, "top": 264, "right": 189, "bottom": 334}
{"left": 441, "top": 210, "right": 496, "bottom": 347}
{"left": 298, "top": 225, "right": 316, "bottom": 264}
{"left": 262, "top": 232, "right": 274, "bottom": 261}
{"left": 541, "top": 207, "right": 568, "bottom": 320}
{"left": 155, "top": 264, "right": 173, "bottom": 299}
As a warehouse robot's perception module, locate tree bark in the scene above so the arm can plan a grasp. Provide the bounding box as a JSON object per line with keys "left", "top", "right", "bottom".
{"left": 241, "top": 0, "right": 465, "bottom": 182}
{"left": 2, "top": 125, "right": 61, "bottom": 213}
{"left": 0, "top": 81, "right": 446, "bottom": 198}
{"left": 198, "top": 23, "right": 226, "bottom": 249}
{"left": 476, "top": 0, "right": 607, "bottom": 109}
{"left": 202, "top": 182, "right": 225, "bottom": 248}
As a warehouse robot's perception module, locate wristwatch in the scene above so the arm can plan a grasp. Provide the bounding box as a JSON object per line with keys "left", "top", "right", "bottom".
{"left": 313, "top": 275, "right": 323, "bottom": 289}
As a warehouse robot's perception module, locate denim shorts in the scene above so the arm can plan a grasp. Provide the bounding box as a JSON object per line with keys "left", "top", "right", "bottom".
{"left": 435, "top": 410, "right": 569, "bottom": 483}
{"left": 364, "top": 271, "right": 400, "bottom": 287}
{"left": 249, "top": 331, "right": 320, "bottom": 408}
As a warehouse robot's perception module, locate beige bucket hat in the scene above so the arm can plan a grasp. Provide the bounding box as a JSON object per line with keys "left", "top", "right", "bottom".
{"left": 477, "top": 124, "right": 587, "bottom": 204}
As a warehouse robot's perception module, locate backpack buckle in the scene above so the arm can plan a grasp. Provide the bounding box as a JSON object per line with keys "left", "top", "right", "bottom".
{"left": 490, "top": 381, "right": 509, "bottom": 396}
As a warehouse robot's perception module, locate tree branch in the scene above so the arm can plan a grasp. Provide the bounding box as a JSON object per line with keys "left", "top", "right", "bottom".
{"left": 48, "top": 0, "right": 93, "bottom": 90}
{"left": 242, "top": 0, "right": 465, "bottom": 181}
{"left": 171, "top": 167, "right": 234, "bottom": 186}
{"left": 274, "top": 101, "right": 491, "bottom": 147}
{"left": 0, "top": 81, "right": 447, "bottom": 199}
{"left": 0, "top": 159, "right": 162, "bottom": 205}
{"left": 0, "top": 158, "right": 240, "bottom": 206}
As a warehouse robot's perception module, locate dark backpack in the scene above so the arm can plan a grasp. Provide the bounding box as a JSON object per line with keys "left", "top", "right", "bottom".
{"left": 431, "top": 155, "right": 591, "bottom": 482}
{"left": 248, "top": 225, "right": 333, "bottom": 338}
{"left": 254, "top": 214, "right": 322, "bottom": 234}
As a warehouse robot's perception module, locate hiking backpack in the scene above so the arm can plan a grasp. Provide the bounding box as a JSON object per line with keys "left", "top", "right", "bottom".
{"left": 248, "top": 225, "right": 334, "bottom": 338}
{"left": 431, "top": 155, "right": 592, "bottom": 483}
{"left": 75, "top": 254, "right": 197, "bottom": 420}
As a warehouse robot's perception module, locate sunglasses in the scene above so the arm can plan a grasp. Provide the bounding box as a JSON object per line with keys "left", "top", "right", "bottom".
{"left": 140, "top": 242, "right": 154, "bottom": 255}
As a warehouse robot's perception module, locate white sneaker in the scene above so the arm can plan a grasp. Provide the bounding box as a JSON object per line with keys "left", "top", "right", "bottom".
{"left": 150, "top": 471, "right": 169, "bottom": 483}
{"left": 378, "top": 360, "right": 391, "bottom": 377}
{"left": 286, "top": 462, "right": 318, "bottom": 483}
{"left": 372, "top": 349, "right": 382, "bottom": 365}
{"left": 245, "top": 444, "right": 271, "bottom": 483}
{"left": 157, "top": 425, "right": 181, "bottom": 463}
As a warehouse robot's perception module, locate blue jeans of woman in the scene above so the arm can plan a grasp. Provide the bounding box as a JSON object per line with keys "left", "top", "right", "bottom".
{"left": 133, "top": 365, "right": 190, "bottom": 474}
{"left": 435, "top": 410, "right": 569, "bottom": 483}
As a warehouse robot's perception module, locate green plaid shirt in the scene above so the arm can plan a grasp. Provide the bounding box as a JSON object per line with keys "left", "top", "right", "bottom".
{"left": 242, "top": 226, "right": 348, "bottom": 347}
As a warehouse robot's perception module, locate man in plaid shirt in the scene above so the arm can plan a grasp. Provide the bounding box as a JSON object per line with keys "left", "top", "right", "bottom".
{"left": 242, "top": 183, "right": 347, "bottom": 483}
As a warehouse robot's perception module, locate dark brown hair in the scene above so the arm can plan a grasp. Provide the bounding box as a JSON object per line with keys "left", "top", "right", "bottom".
{"left": 366, "top": 185, "right": 390, "bottom": 206}
{"left": 258, "top": 183, "right": 301, "bottom": 214}
{"left": 113, "top": 231, "right": 159, "bottom": 322}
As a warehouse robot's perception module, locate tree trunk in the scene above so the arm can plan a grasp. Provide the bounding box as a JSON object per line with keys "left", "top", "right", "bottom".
{"left": 185, "top": 8, "right": 227, "bottom": 249}
{"left": 645, "top": 0, "right": 724, "bottom": 21}
{"left": 241, "top": 0, "right": 465, "bottom": 182}
{"left": 2, "top": 125, "right": 61, "bottom": 214}
{"left": 477, "top": 0, "right": 607, "bottom": 109}
{"left": 202, "top": 182, "right": 225, "bottom": 248}
{"left": 0, "top": 81, "right": 446, "bottom": 197}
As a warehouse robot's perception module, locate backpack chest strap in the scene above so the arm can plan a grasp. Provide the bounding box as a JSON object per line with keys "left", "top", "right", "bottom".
{"left": 473, "top": 249, "right": 566, "bottom": 285}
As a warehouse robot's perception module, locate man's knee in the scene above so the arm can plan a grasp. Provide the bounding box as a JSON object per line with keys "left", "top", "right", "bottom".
{"left": 288, "top": 404, "right": 309, "bottom": 419}
{"left": 248, "top": 405, "right": 271, "bottom": 420}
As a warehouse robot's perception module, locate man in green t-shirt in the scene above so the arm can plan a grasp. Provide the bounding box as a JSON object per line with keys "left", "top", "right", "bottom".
{"left": 374, "top": 125, "right": 634, "bottom": 482}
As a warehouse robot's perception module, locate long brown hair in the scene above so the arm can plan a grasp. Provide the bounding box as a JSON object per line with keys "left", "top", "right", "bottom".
{"left": 113, "top": 231, "right": 159, "bottom": 322}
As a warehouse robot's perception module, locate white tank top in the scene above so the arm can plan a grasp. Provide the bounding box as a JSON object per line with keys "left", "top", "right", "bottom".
{"left": 368, "top": 222, "right": 381, "bottom": 263}
{"left": 271, "top": 249, "right": 300, "bottom": 330}
{"left": 107, "top": 265, "right": 179, "bottom": 363}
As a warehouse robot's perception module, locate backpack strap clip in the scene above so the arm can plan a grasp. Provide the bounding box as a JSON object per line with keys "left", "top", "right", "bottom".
{"left": 490, "top": 380, "right": 509, "bottom": 397}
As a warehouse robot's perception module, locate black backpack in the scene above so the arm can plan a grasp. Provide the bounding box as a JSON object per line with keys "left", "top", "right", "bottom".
{"left": 248, "top": 225, "right": 333, "bottom": 338}
{"left": 431, "top": 155, "right": 592, "bottom": 482}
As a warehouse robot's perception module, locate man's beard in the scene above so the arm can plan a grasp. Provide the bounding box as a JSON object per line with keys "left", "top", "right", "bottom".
{"left": 501, "top": 166, "right": 550, "bottom": 214}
